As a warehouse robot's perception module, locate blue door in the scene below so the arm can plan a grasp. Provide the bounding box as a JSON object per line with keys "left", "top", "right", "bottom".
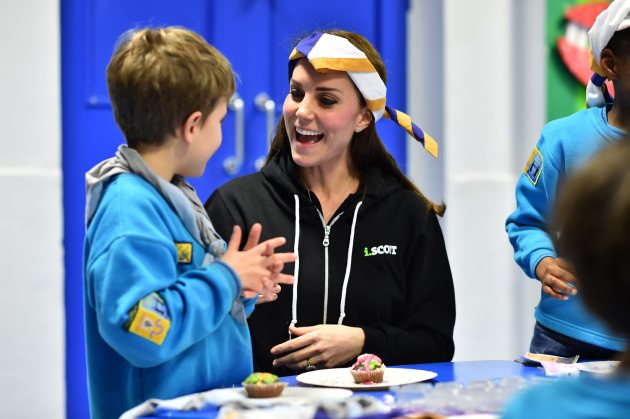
{"left": 62, "top": 1, "right": 408, "bottom": 417}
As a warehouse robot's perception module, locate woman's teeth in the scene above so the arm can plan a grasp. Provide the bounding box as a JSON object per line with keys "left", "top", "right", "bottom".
{"left": 296, "top": 127, "right": 322, "bottom": 136}
{"left": 296, "top": 127, "right": 324, "bottom": 144}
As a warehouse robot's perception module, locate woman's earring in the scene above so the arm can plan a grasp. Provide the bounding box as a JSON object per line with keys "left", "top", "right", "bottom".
{"left": 355, "top": 128, "right": 362, "bottom": 133}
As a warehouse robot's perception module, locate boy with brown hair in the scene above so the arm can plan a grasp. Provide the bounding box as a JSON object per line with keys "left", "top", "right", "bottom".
{"left": 83, "top": 27, "right": 295, "bottom": 419}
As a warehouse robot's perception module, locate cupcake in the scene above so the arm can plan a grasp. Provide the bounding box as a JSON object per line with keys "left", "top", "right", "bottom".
{"left": 242, "top": 372, "right": 286, "bottom": 398}
{"left": 350, "top": 353, "right": 386, "bottom": 384}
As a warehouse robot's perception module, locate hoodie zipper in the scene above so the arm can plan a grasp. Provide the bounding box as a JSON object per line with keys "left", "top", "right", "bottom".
{"left": 316, "top": 209, "right": 342, "bottom": 324}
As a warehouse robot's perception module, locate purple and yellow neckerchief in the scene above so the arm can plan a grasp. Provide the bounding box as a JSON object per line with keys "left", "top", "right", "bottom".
{"left": 586, "top": 0, "right": 630, "bottom": 107}
{"left": 289, "top": 31, "right": 439, "bottom": 158}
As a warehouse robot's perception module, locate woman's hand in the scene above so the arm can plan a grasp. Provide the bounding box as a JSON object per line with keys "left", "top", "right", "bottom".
{"left": 270, "top": 324, "right": 365, "bottom": 370}
{"left": 535, "top": 256, "right": 577, "bottom": 300}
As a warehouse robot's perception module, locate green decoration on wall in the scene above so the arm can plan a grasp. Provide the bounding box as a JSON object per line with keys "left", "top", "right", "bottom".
{"left": 546, "top": 0, "right": 611, "bottom": 121}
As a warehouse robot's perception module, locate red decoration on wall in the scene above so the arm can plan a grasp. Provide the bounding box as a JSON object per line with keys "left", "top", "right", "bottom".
{"left": 556, "top": 2, "right": 611, "bottom": 89}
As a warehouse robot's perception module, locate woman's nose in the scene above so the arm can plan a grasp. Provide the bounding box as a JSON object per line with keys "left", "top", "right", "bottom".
{"left": 295, "top": 95, "right": 314, "bottom": 120}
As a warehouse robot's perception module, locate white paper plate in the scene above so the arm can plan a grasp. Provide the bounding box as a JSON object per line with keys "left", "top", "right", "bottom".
{"left": 296, "top": 367, "right": 437, "bottom": 390}
{"left": 229, "top": 386, "right": 353, "bottom": 404}
{"left": 576, "top": 360, "right": 620, "bottom": 375}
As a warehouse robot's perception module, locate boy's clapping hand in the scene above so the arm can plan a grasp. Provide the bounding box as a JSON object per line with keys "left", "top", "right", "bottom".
{"left": 221, "top": 223, "right": 296, "bottom": 301}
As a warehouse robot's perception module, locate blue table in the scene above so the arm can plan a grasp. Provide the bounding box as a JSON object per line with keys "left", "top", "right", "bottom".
{"left": 286, "top": 360, "right": 545, "bottom": 385}
{"left": 285, "top": 360, "right": 545, "bottom": 399}
{"left": 140, "top": 360, "right": 545, "bottom": 418}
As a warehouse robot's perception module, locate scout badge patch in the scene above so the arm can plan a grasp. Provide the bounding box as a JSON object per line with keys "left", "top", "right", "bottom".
{"left": 524, "top": 147, "right": 543, "bottom": 185}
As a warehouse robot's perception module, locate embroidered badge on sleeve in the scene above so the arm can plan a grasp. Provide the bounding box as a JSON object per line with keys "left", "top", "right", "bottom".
{"left": 524, "top": 147, "right": 544, "bottom": 185}
{"left": 124, "top": 292, "right": 171, "bottom": 345}
{"left": 175, "top": 242, "right": 192, "bottom": 264}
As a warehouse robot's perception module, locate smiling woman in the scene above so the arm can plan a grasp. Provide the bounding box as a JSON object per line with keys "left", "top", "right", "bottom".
{"left": 205, "top": 29, "right": 456, "bottom": 376}
{"left": 284, "top": 59, "right": 370, "bottom": 179}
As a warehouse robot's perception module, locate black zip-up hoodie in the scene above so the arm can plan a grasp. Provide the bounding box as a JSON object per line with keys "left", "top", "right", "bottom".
{"left": 205, "top": 153, "right": 455, "bottom": 375}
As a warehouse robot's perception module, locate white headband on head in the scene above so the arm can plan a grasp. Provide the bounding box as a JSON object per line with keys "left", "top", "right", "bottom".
{"left": 289, "top": 32, "right": 438, "bottom": 158}
{"left": 586, "top": 0, "right": 630, "bottom": 107}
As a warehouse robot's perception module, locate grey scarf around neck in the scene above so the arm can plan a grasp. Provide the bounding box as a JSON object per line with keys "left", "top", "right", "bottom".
{"left": 85, "top": 144, "right": 226, "bottom": 261}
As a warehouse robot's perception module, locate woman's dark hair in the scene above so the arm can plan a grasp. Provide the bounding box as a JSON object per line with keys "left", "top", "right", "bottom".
{"left": 267, "top": 29, "right": 445, "bottom": 216}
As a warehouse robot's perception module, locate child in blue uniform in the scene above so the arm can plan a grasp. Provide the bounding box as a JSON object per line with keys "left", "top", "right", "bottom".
{"left": 505, "top": 0, "right": 629, "bottom": 358}
{"left": 503, "top": 138, "right": 630, "bottom": 419}
{"left": 83, "top": 27, "right": 295, "bottom": 419}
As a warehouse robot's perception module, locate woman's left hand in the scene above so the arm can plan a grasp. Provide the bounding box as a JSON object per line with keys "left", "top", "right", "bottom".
{"left": 270, "top": 324, "right": 365, "bottom": 371}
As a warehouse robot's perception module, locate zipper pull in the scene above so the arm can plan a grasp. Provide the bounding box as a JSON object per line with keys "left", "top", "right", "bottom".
{"left": 322, "top": 225, "right": 330, "bottom": 247}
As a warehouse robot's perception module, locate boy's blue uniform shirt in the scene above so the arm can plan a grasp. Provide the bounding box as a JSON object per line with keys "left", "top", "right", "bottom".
{"left": 506, "top": 106, "right": 626, "bottom": 351}
{"left": 503, "top": 372, "right": 630, "bottom": 419}
{"left": 84, "top": 173, "right": 255, "bottom": 419}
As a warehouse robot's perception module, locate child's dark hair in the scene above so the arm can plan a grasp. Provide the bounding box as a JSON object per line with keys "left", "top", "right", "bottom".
{"left": 553, "top": 137, "right": 630, "bottom": 337}
{"left": 106, "top": 27, "right": 235, "bottom": 148}
{"left": 606, "top": 27, "right": 630, "bottom": 58}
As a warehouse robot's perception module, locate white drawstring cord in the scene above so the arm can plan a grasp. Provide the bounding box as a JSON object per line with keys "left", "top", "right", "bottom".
{"left": 290, "top": 196, "right": 362, "bottom": 332}
{"left": 289, "top": 194, "right": 300, "bottom": 339}
{"left": 338, "top": 201, "right": 362, "bottom": 324}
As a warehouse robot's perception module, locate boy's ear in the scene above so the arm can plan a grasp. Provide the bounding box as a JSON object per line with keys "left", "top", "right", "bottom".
{"left": 181, "top": 111, "right": 203, "bottom": 144}
{"left": 600, "top": 48, "right": 619, "bottom": 80}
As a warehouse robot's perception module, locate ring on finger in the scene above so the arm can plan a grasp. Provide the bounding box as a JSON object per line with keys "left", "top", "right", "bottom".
{"left": 305, "top": 358, "right": 317, "bottom": 372}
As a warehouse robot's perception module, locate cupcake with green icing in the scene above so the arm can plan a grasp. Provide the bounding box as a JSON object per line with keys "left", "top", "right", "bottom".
{"left": 350, "top": 353, "right": 386, "bottom": 384}
{"left": 242, "top": 372, "right": 286, "bottom": 398}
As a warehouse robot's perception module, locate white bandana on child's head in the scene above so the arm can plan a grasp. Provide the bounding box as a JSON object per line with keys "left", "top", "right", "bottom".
{"left": 586, "top": 0, "right": 630, "bottom": 107}
{"left": 289, "top": 32, "right": 439, "bottom": 158}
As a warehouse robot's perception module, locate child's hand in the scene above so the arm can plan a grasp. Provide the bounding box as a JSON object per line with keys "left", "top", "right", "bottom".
{"left": 255, "top": 237, "right": 295, "bottom": 303}
{"left": 256, "top": 283, "right": 283, "bottom": 303}
{"left": 535, "top": 257, "right": 577, "bottom": 300}
{"left": 237, "top": 223, "right": 295, "bottom": 302}
{"left": 221, "top": 224, "right": 296, "bottom": 298}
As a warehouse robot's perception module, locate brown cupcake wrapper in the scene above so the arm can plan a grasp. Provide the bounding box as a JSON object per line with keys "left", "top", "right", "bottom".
{"left": 351, "top": 368, "right": 385, "bottom": 384}
{"left": 243, "top": 382, "right": 287, "bottom": 398}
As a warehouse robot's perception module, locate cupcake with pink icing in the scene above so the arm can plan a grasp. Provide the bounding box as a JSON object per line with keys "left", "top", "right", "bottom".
{"left": 350, "top": 353, "right": 386, "bottom": 384}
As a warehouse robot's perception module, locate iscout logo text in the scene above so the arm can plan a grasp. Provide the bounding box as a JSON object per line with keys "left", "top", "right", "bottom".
{"left": 363, "top": 245, "right": 397, "bottom": 256}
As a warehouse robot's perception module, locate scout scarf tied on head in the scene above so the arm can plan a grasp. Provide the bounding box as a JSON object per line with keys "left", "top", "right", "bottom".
{"left": 586, "top": 0, "right": 630, "bottom": 107}
{"left": 289, "top": 32, "right": 439, "bottom": 158}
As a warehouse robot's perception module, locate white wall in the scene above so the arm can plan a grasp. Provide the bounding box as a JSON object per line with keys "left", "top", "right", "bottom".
{"left": 407, "top": 0, "right": 544, "bottom": 360}
{"left": 0, "top": 1, "right": 65, "bottom": 418}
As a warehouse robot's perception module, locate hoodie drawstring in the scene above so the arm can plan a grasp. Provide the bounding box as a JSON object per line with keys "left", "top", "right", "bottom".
{"left": 289, "top": 194, "right": 362, "bottom": 335}
{"left": 338, "top": 201, "right": 362, "bottom": 324}
{"left": 289, "top": 195, "right": 300, "bottom": 339}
